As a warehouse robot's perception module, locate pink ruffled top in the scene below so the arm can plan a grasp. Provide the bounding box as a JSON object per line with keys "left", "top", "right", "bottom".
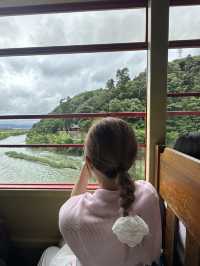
{"left": 59, "top": 180, "right": 162, "bottom": 266}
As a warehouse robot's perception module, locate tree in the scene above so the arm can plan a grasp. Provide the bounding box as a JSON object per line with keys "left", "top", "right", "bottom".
{"left": 106, "top": 79, "right": 115, "bottom": 90}
{"left": 109, "top": 99, "right": 123, "bottom": 112}
{"left": 116, "top": 68, "right": 130, "bottom": 88}
{"left": 59, "top": 97, "right": 73, "bottom": 132}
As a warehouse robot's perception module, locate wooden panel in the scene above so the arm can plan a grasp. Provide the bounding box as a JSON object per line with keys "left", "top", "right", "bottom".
{"left": 154, "top": 145, "right": 165, "bottom": 190}
{"left": 185, "top": 231, "right": 200, "bottom": 266}
{"left": 0, "top": 43, "right": 147, "bottom": 57}
{"left": 169, "top": 39, "right": 200, "bottom": 49}
{"left": 0, "top": 0, "right": 146, "bottom": 16}
{"left": 0, "top": 190, "right": 71, "bottom": 248}
{"left": 0, "top": 40, "right": 199, "bottom": 59}
{"left": 164, "top": 207, "right": 178, "bottom": 266}
{"left": 0, "top": 0, "right": 200, "bottom": 14}
{"left": 0, "top": 40, "right": 200, "bottom": 57}
{"left": 159, "top": 148, "right": 200, "bottom": 244}
{"left": 145, "top": 0, "right": 169, "bottom": 185}
{"left": 170, "top": 0, "right": 200, "bottom": 6}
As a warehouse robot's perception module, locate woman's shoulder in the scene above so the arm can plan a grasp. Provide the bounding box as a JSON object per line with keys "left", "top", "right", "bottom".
{"left": 134, "top": 180, "right": 159, "bottom": 207}
{"left": 135, "top": 180, "right": 158, "bottom": 196}
{"left": 59, "top": 192, "right": 93, "bottom": 231}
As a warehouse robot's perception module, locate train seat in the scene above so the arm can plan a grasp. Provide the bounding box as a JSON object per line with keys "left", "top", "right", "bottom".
{"left": 156, "top": 146, "right": 200, "bottom": 266}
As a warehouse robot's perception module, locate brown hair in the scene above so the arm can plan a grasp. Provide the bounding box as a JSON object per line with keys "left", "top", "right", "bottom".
{"left": 85, "top": 117, "right": 138, "bottom": 216}
{"left": 174, "top": 132, "right": 200, "bottom": 160}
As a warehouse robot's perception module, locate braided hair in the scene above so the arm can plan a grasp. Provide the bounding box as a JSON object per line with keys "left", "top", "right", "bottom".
{"left": 85, "top": 117, "right": 138, "bottom": 217}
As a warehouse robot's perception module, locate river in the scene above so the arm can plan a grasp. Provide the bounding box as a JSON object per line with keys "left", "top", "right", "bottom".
{"left": 0, "top": 135, "right": 82, "bottom": 183}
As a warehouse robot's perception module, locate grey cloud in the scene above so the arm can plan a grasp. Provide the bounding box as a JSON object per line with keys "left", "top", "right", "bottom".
{"left": 169, "top": 6, "right": 200, "bottom": 40}
{"left": 0, "top": 82, "right": 61, "bottom": 115}
{"left": 91, "top": 69, "right": 111, "bottom": 83}
{"left": 0, "top": 9, "right": 145, "bottom": 49}
{"left": 9, "top": 89, "right": 30, "bottom": 99}
{"left": 38, "top": 55, "right": 87, "bottom": 78}
{"left": 0, "top": 19, "right": 20, "bottom": 48}
{"left": 0, "top": 7, "right": 200, "bottom": 116}
{"left": 6, "top": 58, "right": 28, "bottom": 73}
{"left": 31, "top": 16, "right": 68, "bottom": 46}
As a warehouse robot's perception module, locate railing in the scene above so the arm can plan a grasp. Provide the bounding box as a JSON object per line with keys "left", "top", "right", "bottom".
{"left": 167, "top": 92, "right": 200, "bottom": 97}
{"left": 0, "top": 111, "right": 199, "bottom": 149}
{"left": 0, "top": 109, "right": 199, "bottom": 189}
{"left": 0, "top": 110, "right": 199, "bottom": 148}
{"left": 0, "top": 112, "right": 146, "bottom": 189}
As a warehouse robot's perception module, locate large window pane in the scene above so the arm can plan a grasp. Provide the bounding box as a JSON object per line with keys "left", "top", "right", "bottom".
{"left": 0, "top": 8, "right": 145, "bottom": 48}
{"left": 169, "top": 6, "right": 200, "bottom": 40}
{"left": 167, "top": 48, "right": 200, "bottom": 146}
{"left": 0, "top": 52, "right": 146, "bottom": 115}
{"left": 0, "top": 51, "right": 147, "bottom": 184}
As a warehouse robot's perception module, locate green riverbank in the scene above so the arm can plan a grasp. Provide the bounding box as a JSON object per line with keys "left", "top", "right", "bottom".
{"left": 0, "top": 129, "right": 29, "bottom": 140}
{"left": 5, "top": 151, "right": 81, "bottom": 170}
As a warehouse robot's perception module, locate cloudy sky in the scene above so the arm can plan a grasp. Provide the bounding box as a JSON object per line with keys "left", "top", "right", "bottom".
{"left": 0, "top": 5, "right": 200, "bottom": 121}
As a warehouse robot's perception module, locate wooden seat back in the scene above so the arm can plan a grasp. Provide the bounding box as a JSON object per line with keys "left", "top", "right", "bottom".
{"left": 156, "top": 146, "right": 200, "bottom": 266}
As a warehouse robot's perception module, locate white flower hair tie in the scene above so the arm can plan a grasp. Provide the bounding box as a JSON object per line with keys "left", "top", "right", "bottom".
{"left": 112, "top": 215, "right": 149, "bottom": 247}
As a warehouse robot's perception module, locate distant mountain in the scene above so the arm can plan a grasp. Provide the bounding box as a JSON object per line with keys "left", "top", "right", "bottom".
{"left": 0, "top": 124, "right": 31, "bottom": 129}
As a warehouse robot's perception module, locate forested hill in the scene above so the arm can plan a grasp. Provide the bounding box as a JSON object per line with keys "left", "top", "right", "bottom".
{"left": 27, "top": 55, "right": 200, "bottom": 145}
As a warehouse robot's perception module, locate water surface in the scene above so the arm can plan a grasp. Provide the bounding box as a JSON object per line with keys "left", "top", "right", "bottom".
{"left": 0, "top": 135, "right": 82, "bottom": 183}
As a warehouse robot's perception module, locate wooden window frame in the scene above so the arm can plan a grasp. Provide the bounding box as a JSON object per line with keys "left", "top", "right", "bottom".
{"left": 0, "top": 0, "right": 200, "bottom": 189}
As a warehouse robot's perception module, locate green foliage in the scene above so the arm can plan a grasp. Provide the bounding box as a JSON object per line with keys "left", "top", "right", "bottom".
{"left": 168, "top": 55, "right": 200, "bottom": 92}
{"left": 26, "top": 131, "right": 73, "bottom": 144}
{"left": 5, "top": 151, "right": 79, "bottom": 169}
{"left": 116, "top": 68, "right": 130, "bottom": 88}
{"left": 106, "top": 79, "right": 115, "bottom": 90}
{"left": 54, "top": 132, "right": 73, "bottom": 144}
{"left": 27, "top": 55, "right": 200, "bottom": 147}
{"left": 0, "top": 129, "right": 28, "bottom": 140}
{"left": 79, "top": 120, "right": 93, "bottom": 132}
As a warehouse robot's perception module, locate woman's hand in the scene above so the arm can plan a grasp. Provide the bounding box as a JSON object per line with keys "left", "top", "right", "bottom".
{"left": 70, "top": 161, "right": 91, "bottom": 197}
{"left": 79, "top": 161, "right": 91, "bottom": 181}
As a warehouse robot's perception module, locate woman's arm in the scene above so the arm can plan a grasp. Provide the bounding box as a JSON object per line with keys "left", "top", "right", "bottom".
{"left": 71, "top": 162, "right": 91, "bottom": 197}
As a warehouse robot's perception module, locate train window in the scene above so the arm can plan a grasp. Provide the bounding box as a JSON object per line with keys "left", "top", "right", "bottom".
{"left": 0, "top": 51, "right": 147, "bottom": 184}
{"left": 0, "top": 8, "right": 146, "bottom": 49}
{"left": 167, "top": 48, "right": 200, "bottom": 145}
{"left": 169, "top": 6, "right": 200, "bottom": 40}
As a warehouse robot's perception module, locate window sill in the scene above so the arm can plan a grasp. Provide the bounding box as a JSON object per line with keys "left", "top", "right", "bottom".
{"left": 0, "top": 183, "right": 98, "bottom": 190}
